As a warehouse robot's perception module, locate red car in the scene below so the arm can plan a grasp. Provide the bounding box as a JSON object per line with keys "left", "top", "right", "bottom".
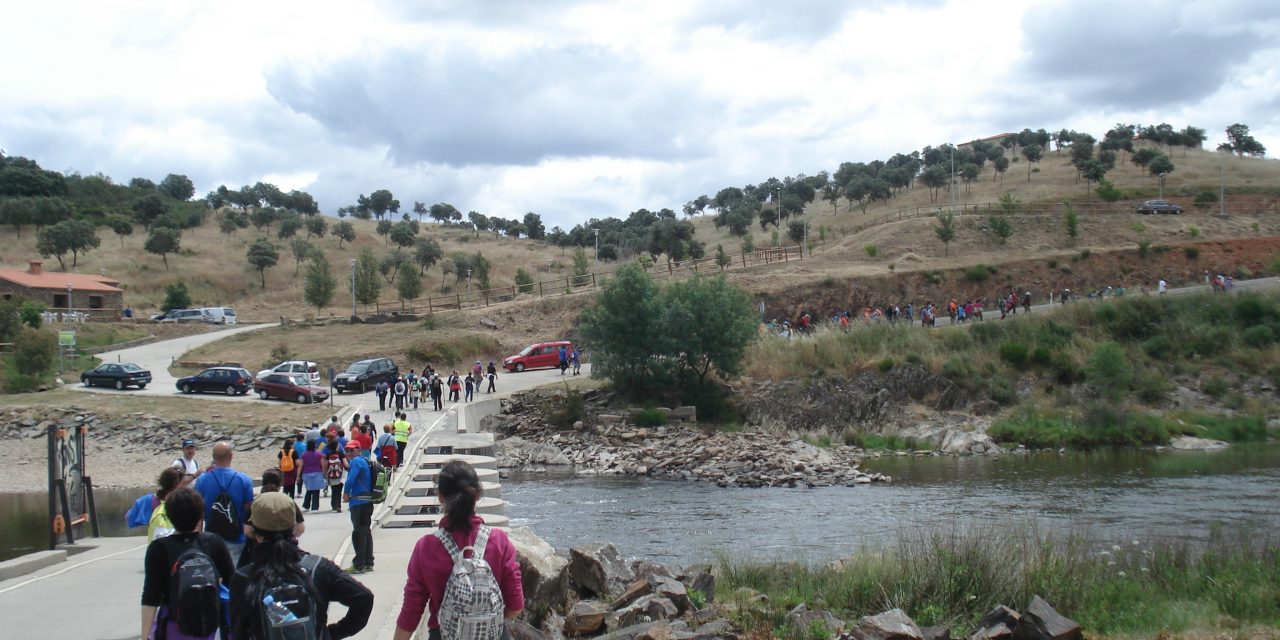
{"left": 503, "top": 341, "right": 573, "bottom": 372}
{"left": 253, "top": 373, "right": 329, "bottom": 404}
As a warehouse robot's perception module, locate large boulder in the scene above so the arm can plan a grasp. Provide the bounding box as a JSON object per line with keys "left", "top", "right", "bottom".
{"left": 789, "top": 603, "right": 844, "bottom": 635}
{"left": 921, "top": 626, "right": 951, "bottom": 640}
{"left": 510, "top": 620, "right": 548, "bottom": 640}
{"left": 566, "top": 601, "right": 610, "bottom": 636}
{"left": 570, "top": 542, "right": 635, "bottom": 598}
{"left": 509, "top": 528, "right": 571, "bottom": 621}
{"left": 1012, "top": 597, "right": 1081, "bottom": 640}
{"left": 970, "top": 606, "right": 1020, "bottom": 640}
{"left": 693, "top": 618, "right": 735, "bottom": 639}
{"left": 686, "top": 570, "right": 715, "bottom": 606}
{"left": 940, "top": 430, "right": 996, "bottom": 455}
{"left": 852, "top": 609, "right": 923, "bottom": 640}
{"left": 614, "top": 594, "right": 680, "bottom": 628}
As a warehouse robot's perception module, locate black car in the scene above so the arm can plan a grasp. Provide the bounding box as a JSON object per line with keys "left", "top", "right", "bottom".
{"left": 332, "top": 357, "right": 398, "bottom": 394}
{"left": 1136, "top": 199, "right": 1183, "bottom": 214}
{"left": 81, "top": 363, "right": 152, "bottom": 390}
{"left": 175, "top": 366, "right": 253, "bottom": 396}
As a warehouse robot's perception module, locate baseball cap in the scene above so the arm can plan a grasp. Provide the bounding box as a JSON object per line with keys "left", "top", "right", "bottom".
{"left": 181, "top": 439, "right": 196, "bottom": 448}
{"left": 345, "top": 440, "right": 361, "bottom": 450}
{"left": 249, "top": 492, "right": 296, "bottom": 532}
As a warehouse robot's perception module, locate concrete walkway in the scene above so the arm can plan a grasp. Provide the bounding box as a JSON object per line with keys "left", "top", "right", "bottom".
{"left": 5, "top": 362, "right": 587, "bottom": 639}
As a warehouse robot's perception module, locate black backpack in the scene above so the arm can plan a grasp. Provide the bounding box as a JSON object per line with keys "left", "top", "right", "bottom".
{"left": 168, "top": 543, "right": 222, "bottom": 637}
{"left": 205, "top": 472, "right": 240, "bottom": 541}
{"left": 252, "top": 554, "right": 323, "bottom": 640}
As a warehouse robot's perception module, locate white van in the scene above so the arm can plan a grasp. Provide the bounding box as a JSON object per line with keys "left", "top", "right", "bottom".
{"left": 200, "top": 307, "right": 237, "bottom": 325}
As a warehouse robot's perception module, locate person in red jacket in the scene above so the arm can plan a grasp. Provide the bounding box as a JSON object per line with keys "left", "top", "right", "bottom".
{"left": 393, "top": 461, "right": 524, "bottom": 639}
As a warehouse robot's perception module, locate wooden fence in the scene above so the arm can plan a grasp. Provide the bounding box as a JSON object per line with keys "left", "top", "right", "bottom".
{"left": 357, "top": 245, "right": 803, "bottom": 317}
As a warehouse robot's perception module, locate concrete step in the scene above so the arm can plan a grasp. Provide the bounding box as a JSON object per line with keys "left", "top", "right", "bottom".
{"left": 404, "top": 481, "right": 501, "bottom": 498}
{"left": 412, "top": 467, "right": 499, "bottom": 483}
{"left": 392, "top": 496, "right": 505, "bottom": 517}
{"left": 418, "top": 453, "right": 496, "bottom": 470}
{"left": 382, "top": 514, "right": 510, "bottom": 529}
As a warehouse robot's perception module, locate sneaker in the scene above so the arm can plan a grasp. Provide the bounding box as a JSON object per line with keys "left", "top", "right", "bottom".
{"left": 344, "top": 565, "right": 367, "bottom": 574}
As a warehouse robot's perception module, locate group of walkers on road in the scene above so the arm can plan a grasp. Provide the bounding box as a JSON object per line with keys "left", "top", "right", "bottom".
{"left": 374, "top": 361, "right": 500, "bottom": 413}
{"left": 130, "top": 431, "right": 523, "bottom": 639}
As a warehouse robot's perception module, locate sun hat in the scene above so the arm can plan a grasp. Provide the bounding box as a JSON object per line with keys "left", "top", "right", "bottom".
{"left": 249, "top": 492, "right": 296, "bottom": 532}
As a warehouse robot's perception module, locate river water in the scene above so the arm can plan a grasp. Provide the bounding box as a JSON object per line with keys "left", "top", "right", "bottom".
{"left": 4, "top": 446, "right": 1279, "bottom": 565}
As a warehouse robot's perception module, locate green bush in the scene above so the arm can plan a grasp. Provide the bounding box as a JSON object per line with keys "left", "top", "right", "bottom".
{"left": 1243, "top": 325, "right": 1275, "bottom": 347}
{"left": 1141, "top": 335, "right": 1173, "bottom": 359}
{"left": 877, "top": 357, "right": 895, "bottom": 372}
{"left": 1236, "top": 266, "right": 1253, "bottom": 280}
{"left": 1184, "top": 325, "right": 1233, "bottom": 358}
{"left": 514, "top": 268, "right": 535, "bottom": 294}
{"left": 998, "top": 342, "right": 1030, "bottom": 369}
{"left": 1079, "top": 249, "right": 1092, "bottom": 259}
{"left": 1186, "top": 414, "right": 1268, "bottom": 442}
{"left": 1134, "top": 371, "right": 1174, "bottom": 404}
{"left": 969, "top": 321, "right": 1007, "bottom": 344}
{"left": 1029, "top": 345, "right": 1053, "bottom": 367}
{"left": 163, "top": 281, "right": 192, "bottom": 312}
{"left": 1184, "top": 246, "right": 1199, "bottom": 260}
{"left": 864, "top": 244, "right": 878, "bottom": 257}
{"left": 942, "top": 356, "right": 975, "bottom": 384}
{"left": 923, "top": 270, "right": 943, "bottom": 284}
{"left": 964, "top": 264, "right": 993, "bottom": 282}
{"left": 1046, "top": 258, "right": 1058, "bottom": 269}
{"left": 18, "top": 301, "right": 44, "bottom": 329}
{"left": 633, "top": 407, "right": 668, "bottom": 427}
{"left": 904, "top": 352, "right": 923, "bottom": 365}
{"left": 987, "top": 375, "right": 1017, "bottom": 405}
{"left": 1200, "top": 375, "right": 1228, "bottom": 398}
{"left": 540, "top": 388, "right": 586, "bottom": 428}
{"left": 1136, "top": 239, "right": 1152, "bottom": 258}
{"left": 13, "top": 329, "right": 56, "bottom": 376}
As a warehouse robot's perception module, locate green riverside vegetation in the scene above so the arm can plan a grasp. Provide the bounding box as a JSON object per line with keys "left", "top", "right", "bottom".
{"left": 717, "top": 528, "right": 1280, "bottom": 638}
{"left": 746, "top": 291, "right": 1280, "bottom": 448}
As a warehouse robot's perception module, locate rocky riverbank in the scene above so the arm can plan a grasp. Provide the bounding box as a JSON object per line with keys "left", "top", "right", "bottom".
{"left": 509, "top": 527, "right": 1084, "bottom": 640}
{"left": 486, "top": 390, "right": 894, "bottom": 488}
{"left": 3, "top": 407, "right": 302, "bottom": 492}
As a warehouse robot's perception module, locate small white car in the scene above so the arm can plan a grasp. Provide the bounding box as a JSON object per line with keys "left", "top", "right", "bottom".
{"left": 257, "top": 360, "right": 321, "bottom": 384}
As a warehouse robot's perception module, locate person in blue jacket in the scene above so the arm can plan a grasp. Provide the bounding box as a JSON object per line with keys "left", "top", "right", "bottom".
{"left": 126, "top": 467, "right": 182, "bottom": 528}
{"left": 194, "top": 441, "right": 256, "bottom": 565}
{"left": 342, "top": 441, "right": 375, "bottom": 573}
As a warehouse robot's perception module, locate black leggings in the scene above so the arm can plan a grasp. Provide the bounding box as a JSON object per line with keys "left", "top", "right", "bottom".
{"left": 330, "top": 482, "right": 343, "bottom": 511}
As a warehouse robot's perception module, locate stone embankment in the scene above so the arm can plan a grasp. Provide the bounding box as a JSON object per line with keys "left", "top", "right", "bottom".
{"left": 4, "top": 407, "right": 300, "bottom": 491}
{"left": 511, "top": 527, "right": 1083, "bottom": 640}
{"left": 485, "top": 391, "right": 891, "bottom": 488}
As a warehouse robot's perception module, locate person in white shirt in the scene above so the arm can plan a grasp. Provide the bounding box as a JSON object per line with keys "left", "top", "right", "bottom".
{"left": 171, "top": 439, "right": 204, "bottom": 486}
{"left": 1158, "top": 279, "right": 1168, "bottom": 295}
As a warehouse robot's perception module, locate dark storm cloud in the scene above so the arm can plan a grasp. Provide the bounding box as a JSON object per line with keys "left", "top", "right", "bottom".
{"left": 265, "top": 44, "right": 724, "bottom": 167}
{"left": 1018, "top": 0, "right": 1280, "bottom": 110}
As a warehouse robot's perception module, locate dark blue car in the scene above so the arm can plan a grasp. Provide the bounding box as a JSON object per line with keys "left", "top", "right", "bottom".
{"left": 176, "top": 366, "right": 253, "bottom": 396}
{"left": 81, "top": 362, "right": 151, "bottom": 390}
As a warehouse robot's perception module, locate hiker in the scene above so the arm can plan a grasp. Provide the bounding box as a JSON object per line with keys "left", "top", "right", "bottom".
{"left": 559, "top": 344, "right": 569, "bottom": 374}
{"left": 487, "top": 362, "right": 498, "bottom": 393}
{"left": 377, "top": 424, "right": 398, "bottom": 469}
{"left": 1023, "top": 290, "right": 1032, "bottom": 312}
{"left": 171, "top": 438, "right": 205, "bottom": 487}
{"left": 393, "top": 376, "right": 408, "bottom": 411}
{"left": 375, "top": 379, "right": 390, "bottom": 412}
{"left": 394, "top": 412, "right": 412, "bottom": 468}
{"left": 464, "top": 372, "right": 475, "bottom": 402}
{"left": 571, "top": 348, "right": 581, "bottom": 375}
{"left": 448, "top": 371, "right": 461, "bottom": 402}
{"left": 838, "top": 312, "right": 850, "bottom": 333}
{"left": 1158, "top": 278, "right": 1168, "bottom": 295}
{"left": 277, "top": 440, "right": 299, "bottom": 499}
{"left": 127, "top": 466, "right": 183, "bottom": 536}
{"left": 140, "top": 487, "right": 235, "bottom": 640}
{"left": 194, "top": 441, "right": 255, "bottom": 565}
{"left": 392, "top": 460, "right": 524, "bottom": 639}
{"left": 293, "top": 433, "right": 307, "bottom": 496}
{"left": 237, "top": 468, "right": 305, "bottom": 569}
{"left": 325, "top": 441, "right": 348, "bottom": 513}
{"left": 231, "top": 492, "right": 373, "bottom": 639}
{"left": 300, "top": 440, "right": 326, "bottom": 513}
{"left": 343, "top": 441, "right": 376, "bottom": 574}
{"left": 430, "top": 375, "right": 444, "bottom": 410}
{"left": 472, "top": 360, "right": 484, "bottom": 380}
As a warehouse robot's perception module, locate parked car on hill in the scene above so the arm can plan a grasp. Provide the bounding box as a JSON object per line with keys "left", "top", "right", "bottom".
{"left": 253, "top": 373, "right": 329, "bottom": 404}
{"left": 175, "top": 366, "right": 253, "bottom": 396}
{"left": 199, "top": 307, "right": 237, "bottom": 325}
{"left": 81, "top": 362, "right": 152, "bottom": 390}
{"left": 1136, "top": 199, "right": 1182, "bottom": 214}
{"left": 155, "top": 309, "right": 205, "bottom": 323}
{"left": 332, "top": 357, "right": 398, "bottom": 394}
{"left": 257, "top": 360, "right": 320, "bottom": 383}
{"left": 503, "top": 341, "right": 573, "bottom": 372}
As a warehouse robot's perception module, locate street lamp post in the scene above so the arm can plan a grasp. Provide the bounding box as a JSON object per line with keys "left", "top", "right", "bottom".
{"left": 349, "top": 258, "right": 356, "bottom": 317}
{"left": 467, "top": 269, "right": 473, "bottom": 295}
{"left": 775, "top": 187, "right": 782, "bottom": 247}
{"left": 65, "top": 283, "right": 72, "bottom": 319}
{"left": 593, "top": 228, "right": 599, "bottom": 264}
{"left": 1158, "top": 172, "right": 1166, "bottom": 199}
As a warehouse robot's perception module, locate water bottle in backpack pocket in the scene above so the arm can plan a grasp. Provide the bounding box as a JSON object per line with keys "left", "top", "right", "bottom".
{"left": 256, "top": 554, "right": 322, "bottom": 640}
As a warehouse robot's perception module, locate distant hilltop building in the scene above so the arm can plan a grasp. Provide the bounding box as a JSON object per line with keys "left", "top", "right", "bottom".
{"left": 958, "top": 133, "right": 1015, "bottom": 149}
{"left": 0, "top": 260, "right": 124, "bottom": 320}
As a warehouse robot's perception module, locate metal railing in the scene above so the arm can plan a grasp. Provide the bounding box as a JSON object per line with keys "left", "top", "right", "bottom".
{"left": 358, "top": 245, "right": 803, "bottom": 317}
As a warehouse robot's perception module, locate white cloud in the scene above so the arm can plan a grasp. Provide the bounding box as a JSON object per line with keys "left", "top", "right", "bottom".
{"left": 1, "top": 0, "right": 1277, "bottom": 230}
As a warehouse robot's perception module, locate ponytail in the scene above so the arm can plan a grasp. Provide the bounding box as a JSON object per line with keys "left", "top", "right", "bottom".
{"left": 437, "top": 460, "right": 482, "bottom": 533}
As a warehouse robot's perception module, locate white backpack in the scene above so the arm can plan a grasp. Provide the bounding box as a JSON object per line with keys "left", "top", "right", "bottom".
{"left": 433, "top": 525, "right": 505, "bottom": 640}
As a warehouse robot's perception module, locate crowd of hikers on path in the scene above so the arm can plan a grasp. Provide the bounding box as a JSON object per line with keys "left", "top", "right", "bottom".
{"left": 767, "top": 271, "right": 1243, "bottom": 338}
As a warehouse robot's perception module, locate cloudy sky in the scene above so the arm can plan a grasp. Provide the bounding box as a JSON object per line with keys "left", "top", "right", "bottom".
{"left": 3, "top": 0, "right": 1278, "bottom": 229}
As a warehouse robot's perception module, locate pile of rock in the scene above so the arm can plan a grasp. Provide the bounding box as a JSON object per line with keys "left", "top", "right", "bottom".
{"left": 793, "top": 597, "right": 1080, "bottom": 640}
{"left": 489, "top": 395, "right": 890, "bottom": 487}
{"left": 510, "top": 529, "right": 730, "bottom": 640}
{"left": 1, "top": 407, "right": 298, "bottom": 456}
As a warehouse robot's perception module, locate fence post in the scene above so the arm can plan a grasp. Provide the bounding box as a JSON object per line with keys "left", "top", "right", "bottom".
{"left": 428, "top": 298, "right": 433, "bottom": 314}
{"left": 742, "top": 252, "right": 747, "bottom": 268}
{"left": 592, "top": 273, "right": 597, "bottom": 289}
{"left": 784, "top": 248, "right": 789, "bottom": 263}
{"left": 456, "top": 293, "right": 461, "bottom": 309}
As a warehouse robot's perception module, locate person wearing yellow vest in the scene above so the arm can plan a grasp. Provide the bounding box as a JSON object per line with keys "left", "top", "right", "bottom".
{"left": 393, "top": 412, "right": 411, "bottom": 469}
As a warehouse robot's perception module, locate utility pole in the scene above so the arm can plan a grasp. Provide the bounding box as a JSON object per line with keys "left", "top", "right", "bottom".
{"left": 593, "top": 228, "right": 599, "bottom": 264}
{"left": 1220, "top": 164, "right": 1226, "bottom": 217}
{"left": 349, "top": 258, "right": 356, "bottom": 317}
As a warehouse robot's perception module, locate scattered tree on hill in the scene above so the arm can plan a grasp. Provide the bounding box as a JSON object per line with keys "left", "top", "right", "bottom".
{"left": 960, "top": 163, "right": 980, "bottom": 194}
{"left": 934, "top": 212, "right": 956, "bottom": 256}
{"left": 578, "top": 263, "right": 666, "bottom": 393}
{"left": 104, "top": 215, "right": 133, "bottom": 248}
{"left": 413, "top": 237, "right": 443, "bottom": 275}
{"left": 1080, "top": 160, "right": 1109, "bottom": 197}
{"left": 467, "top": 211, "right": 489, "bottom": 237}
{"left": 920, "top": 165, "right": 948, "bottom": 202}
{"left": 250, "top": 207, "right": 277, "bottom": 230}
{"left": 396, "top": 261, "right": 423, "bottom": 303}
{"left": 333, "top": 221, "right": 356, "bottom": 248}
{"left": 471, "top": 252, "right": 492, "bottom": 291}
{"left": 1221, "top": 123, "right": 1266, "bottom": 157}
{"left": 290, "top": 238, "right": 311, "bottom": 275}
{"left": 1021, "top": 144, "right": 1043, "bottom": 181}
{"left": 246, "top": 237, "right": 280, "bottom": 288}
{"left": 1148, "top": 154, "right": 1175, "bottom": 181}
{"left": 276, "top": 210, "right": 302, "bottom": 240}
{"left": 303, "top": 254, "right": 336, "bottom": 313}
{"left": 379, "top": 249, "right": 409, "bottom": 285}
{"left": 1132, "top": 147, "right": 1160, "bottom": 172}
{"left": 992, "top": 155, "right": 1010, "bottom": 184}
{"left": 514, "top": 268, "right": 534, "bottom": 294}
{"left": 998, "top": 192, "right": 1021, "bottom": 213}
{"left": 572, "top": 246, "right": 591, "bottom": 286}
{"left": 163, "top": 282, "right": 191, "bottom": 312}
{"left": 0, "top": 154, "right": 68, "bottom": 198}
{"left": 523, "top": 212, "right": 546, "bottom": 240}
{"left": 988, "top": 216, "right": 1012, "bottom": 244}
{"left": 144, "top": 227, "right": 181, "bottom": 270}
{"left": 36, "top": 219, "right": 100, "bottom": 269}
{"left": 413, "top": 201, "right": 428, "bottom": 222}
{"left": 353, "top": 247, "right": 381, "bottom": 305}
{"left": 304, "top": 215, "right": 327, "bottom": 240}
{"left": 715, "top": 244, "right": 731, "bottom": 271}
{"left": 363, "top": 190, "right": 399, "bottom": 220}
{"left": 1095, "top": 178, "right": 1122, "bottom": 202}
{"left": 129, "top": 177, "right": 156, "bottom": 191}
{"left": 0, "top": 198, "right": 33, "bottom": 236}
{"left": 1063, "top": 203, "right": 1079, "bottom": 245}
{"left": 158, "top": 174, "right": 195, "bottom": 201}
{"left": 376, "top": 219, "right": 393, "bottom": 245}
{"left": 218, "top": 215, "right": 239, "bottom": 236}
{"left": 429, "top": 202, "right": 460, "bottom": 224}
{"left": 389, "top": 221, "right": 418, "bottom": 248}
{"left": 132, "top": 193, "right": 169, "bottom": 231}
{"left": 1180, "top": 126, "right": 1207, "bottom": 155}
